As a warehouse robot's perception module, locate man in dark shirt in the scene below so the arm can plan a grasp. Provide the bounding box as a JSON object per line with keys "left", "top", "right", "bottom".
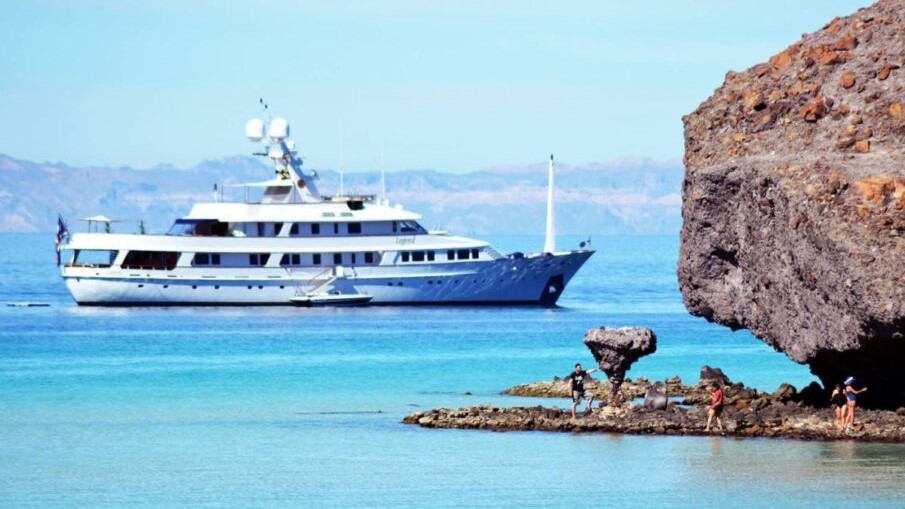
{"left": 566, "top": 363, "right": 599, "bottom": 418}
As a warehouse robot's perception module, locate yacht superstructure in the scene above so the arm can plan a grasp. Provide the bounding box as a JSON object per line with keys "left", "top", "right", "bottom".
{"left": 59, "top": 114, "right": 593, "bottom": 306}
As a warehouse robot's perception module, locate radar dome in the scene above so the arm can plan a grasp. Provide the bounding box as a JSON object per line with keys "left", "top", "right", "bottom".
{"left": 269, "top": 118, "right": 290, "bottom": 139}
{"left": 245, "top": 118, "right": 265, "bottom": 141}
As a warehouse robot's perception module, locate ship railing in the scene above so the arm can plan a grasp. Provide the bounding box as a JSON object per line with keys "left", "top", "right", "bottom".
{"left": 293, "top": 267, "right": 336, "bottom": 295}
{"left": 485, "top": 247, "right": 505, "bottom": 260}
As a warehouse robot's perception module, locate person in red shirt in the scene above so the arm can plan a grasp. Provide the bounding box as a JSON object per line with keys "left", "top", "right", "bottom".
{"left": 705, "top": 383, "right": 725, "bottom": 433}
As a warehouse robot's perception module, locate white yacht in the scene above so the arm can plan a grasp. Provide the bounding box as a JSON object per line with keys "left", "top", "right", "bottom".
{"left": 59, "top": 115, "right": 594, "bottom": 306}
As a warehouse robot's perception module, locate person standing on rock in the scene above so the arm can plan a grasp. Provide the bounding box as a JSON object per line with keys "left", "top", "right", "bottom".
{"left": 566, "top": 363, "right": 599, "bottom": 419}
{"left": 843, "top": 377, "right": 867, "bottom": 430}
{"left": 830, "top": 384, "right": 848, "bottom": 430}
{"left": 705, "top": 382, "right": 725, "bottom": 433}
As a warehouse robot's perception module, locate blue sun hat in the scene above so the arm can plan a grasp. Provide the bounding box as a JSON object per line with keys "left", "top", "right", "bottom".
{"left": 844, "top": 376, "right": 855, "bottom": 385}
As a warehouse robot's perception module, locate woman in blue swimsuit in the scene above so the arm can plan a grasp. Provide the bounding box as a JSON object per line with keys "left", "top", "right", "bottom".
{"left": 843, "top": 376, "right": 868, "bottom": 429}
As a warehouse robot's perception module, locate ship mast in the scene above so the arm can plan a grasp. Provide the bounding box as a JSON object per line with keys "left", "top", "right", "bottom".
{"left": 544, "top": 154, "right": 556, "bottom": 253}
{"left": 380, "top": 145, "right": 386, "bottom": 205}
{"left": 244, "top": 101, "right": 322, "bottom": 203}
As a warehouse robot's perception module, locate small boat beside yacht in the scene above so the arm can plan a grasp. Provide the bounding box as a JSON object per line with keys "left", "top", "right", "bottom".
{"left": 58, "top": 113, "right": 594, "bottom": 306}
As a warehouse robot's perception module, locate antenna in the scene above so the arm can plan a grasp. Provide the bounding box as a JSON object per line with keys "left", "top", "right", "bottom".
{"left": 380, "top": 144, "right": 386, "bottom": 204}
{"left": 259, "top": 98, "right": 272, "bottom": 121}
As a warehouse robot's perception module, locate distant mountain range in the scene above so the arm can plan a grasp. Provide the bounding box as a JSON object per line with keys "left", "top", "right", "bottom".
{"left": 0, "top": 153, "right": 683, "bottom": 236}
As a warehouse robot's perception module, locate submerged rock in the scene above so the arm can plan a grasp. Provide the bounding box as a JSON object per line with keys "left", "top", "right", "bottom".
{"left": 643, "top": 386, "right": 668, "bottom": 410}
{"left": 679, "top": 0, "right": 905, "bottom": 407}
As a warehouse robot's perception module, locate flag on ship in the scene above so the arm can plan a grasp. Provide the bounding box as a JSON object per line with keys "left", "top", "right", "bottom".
{"left": 55, "top": 214, "right": 70, "bottom": 266}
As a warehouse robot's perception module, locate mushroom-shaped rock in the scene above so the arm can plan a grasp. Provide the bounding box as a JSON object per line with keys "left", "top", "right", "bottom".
{"left": 584, "top": 327, "right": 657, "bottom": 406}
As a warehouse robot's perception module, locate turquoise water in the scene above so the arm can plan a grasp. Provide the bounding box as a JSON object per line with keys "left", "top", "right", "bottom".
{"left": 1, "top": 234, "right": 903, "bottom": 508}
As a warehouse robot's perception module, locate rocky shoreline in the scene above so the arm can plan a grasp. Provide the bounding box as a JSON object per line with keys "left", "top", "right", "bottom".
{"left": 403, "top": 404, "right": 905, "bottom": 442}
{"left": 404, "top": 370, "right": 905, "bottom": 443}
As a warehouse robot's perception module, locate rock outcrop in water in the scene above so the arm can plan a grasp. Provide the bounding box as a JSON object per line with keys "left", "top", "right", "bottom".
{"left": 584, "top": 327, "right": 656, "bottom": 406}
{"left": 407, "top": 368, "right": 905, "bottom": 442}
{"left": 679, "top": 0, "right": 905, "bottom": 408}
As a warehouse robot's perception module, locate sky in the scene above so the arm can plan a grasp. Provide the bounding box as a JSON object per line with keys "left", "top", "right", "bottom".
{"left": 0, "top": 0, "right": 873, "bottom": 173}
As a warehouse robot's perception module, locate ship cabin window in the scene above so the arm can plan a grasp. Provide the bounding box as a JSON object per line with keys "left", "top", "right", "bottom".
{"left": 364, "top": 252, "right": 374, "bottom": 264}
{"left": 122, "top": 251, "right": 179, "bottom": 270}
{"left": 249, "top": 253, "right": 270, "bottom": 266}
{"left": 398, "top": 251, "right": 435, "bottom": 263}
{"left": 471, "top": 249, "right": 480, "bottom": 259}
{"left": 392, "top": 221, "right": 398, "bottom": 233}
{"left": 289, "top": 223, "right": 299, "bottom": 235}
{"left": 447, "top": 250, "right": 455, "bottom": 261}
{"left": 193, "top": 252, "right": 221, "bottom": 266}
{"left": 71, "top": 249, "right": 118, "bottom": 268}
{"left": 399, "top": 221, "right": 424, "bottom": 234}
{"left": 313, "top": 253, "right": 322, "bottom": 265}
{"left": 456, "top": 249, "right": 470, "bottom": 260}
{"left": 350, "top": 253, "right": 357, "bottom": 264}
{"left": 168, "top": 219, "right": 229, "bottom": 237}
{"left": 347, "top": 222, "right": 362, "bottom": 235}
{"left": 280, "top": 254, "right": 302, "bottom": 266}
{"left": 257, "top": 223, "right": 266, "bottom": 237}
{"left": 333, "top": 223, "right": 339, "bottom": 235}
{"left": 333, "top": 253, "right": 342, "bottom": 264}
{"left": 311, "top": 223, "right": 320, "bottom": 235}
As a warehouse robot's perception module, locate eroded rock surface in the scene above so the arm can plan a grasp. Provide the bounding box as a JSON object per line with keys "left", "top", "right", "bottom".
{"left": 404, "top": 404, "right": 905, "bottom": 443}
{"left": 679, "top": 0, "right": 905, "bottom": 407}
{"left": 584, "top": 327, "right": 657, "bottom": 406}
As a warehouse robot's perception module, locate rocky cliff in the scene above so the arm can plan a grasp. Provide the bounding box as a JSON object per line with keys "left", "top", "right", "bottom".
{"left": 679, "top": 0, "right": 905, "bottom": 408}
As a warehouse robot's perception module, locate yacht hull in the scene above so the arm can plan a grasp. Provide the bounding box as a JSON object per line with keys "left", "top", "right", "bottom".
{"left": 62, "top": 251, "right": 593, "bottom": 307}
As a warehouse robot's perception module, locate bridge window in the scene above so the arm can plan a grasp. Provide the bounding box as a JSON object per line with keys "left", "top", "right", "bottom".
{"left": 457, "top": 249, "right": 469, "bottom": 260}
{"left": 401, "top": 252, "right": 410, "bottom": 263}
{"left": 447, "top": 250, "right": 455, "bottom": 260}
{"left": 399, "top": 221, "right": 424, "bottom": 233}
{"left": 365, "top": 252, "right": 374, "bottom": 264}
{"left": 412, "top": 251, "right": 425, "bottom": 262}
{"left": 122, "top": 251, "right": 178, "bottom": 270}
{"left": 471, "top": 249, "right": 479, "bottom": 259}
{"left": 167, "top": 219, "right": 229, "bottom": 237}
{"left": 427, "top": 251, "right": 435, "bottom": 261}
{"left": 71, "top": 249, "right": 117, "bottom": 268}
{"left": 290, "top": 223, "right": 299, "bottom": 235}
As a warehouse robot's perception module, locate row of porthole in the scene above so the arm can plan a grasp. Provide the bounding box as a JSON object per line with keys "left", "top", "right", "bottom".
{"left": 386, "top": 278, "right": 514, "bottom": 287}
{"left": 138, "top": 284, "right": 286, "bottom": 290}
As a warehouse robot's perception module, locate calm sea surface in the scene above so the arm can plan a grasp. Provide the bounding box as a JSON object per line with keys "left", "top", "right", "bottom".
{"left": 1, "top": 233, "right": 903, "bottom": 508}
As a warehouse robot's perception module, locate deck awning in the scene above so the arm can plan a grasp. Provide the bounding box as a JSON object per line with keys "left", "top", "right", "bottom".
{"left": 78, "top": 215, "right": 126, "bottom": 222}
